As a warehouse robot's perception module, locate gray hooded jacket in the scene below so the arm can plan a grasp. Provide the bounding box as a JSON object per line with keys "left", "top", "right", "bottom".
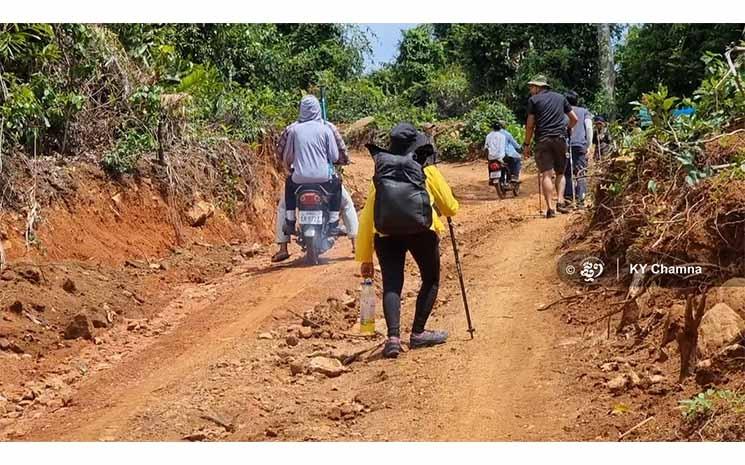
{"left": 282, "top": 95, "right": 339, "bottom": 184}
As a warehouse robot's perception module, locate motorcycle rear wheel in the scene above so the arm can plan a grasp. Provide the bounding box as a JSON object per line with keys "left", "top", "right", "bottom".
{"left": 305, "top": 236, "right": 320, "bottom": 265}
{"left": 494, "top": 183, "right": 506, "bottom": 199}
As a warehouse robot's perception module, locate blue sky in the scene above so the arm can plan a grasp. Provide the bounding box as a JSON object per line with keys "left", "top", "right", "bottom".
{"left": 359, "top": 23, "right": 418, "bottom": 72}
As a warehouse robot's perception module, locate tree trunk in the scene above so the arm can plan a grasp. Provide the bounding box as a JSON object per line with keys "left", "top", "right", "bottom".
{"left": 597, "top": 23, "right": 615, "bottom": 117}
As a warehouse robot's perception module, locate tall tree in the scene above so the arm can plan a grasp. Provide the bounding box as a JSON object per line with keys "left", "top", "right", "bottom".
{"left": 597, "top": 23, "right": 615, "bottom": 117}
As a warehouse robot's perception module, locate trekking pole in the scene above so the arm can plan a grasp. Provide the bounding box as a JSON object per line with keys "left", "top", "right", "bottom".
{"left": 537, "top": 172, "right": 542, "bottom": 214}
{"left": 447, "top": 217, "right": 475, "bottom": 339}
{"left": 320, "top": 86, "right": 328, "bottom": 123}
{"left": 530, "top": 145, "right": 541, "bottom": 214}
{"left": 567, "top": 137, "right": 576, "bottom": 208}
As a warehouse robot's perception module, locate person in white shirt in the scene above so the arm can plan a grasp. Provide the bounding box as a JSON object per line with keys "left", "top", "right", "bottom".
{"left": 484, "top": 122, "right": 511, "bottom": 184}
{"left": 484, "top": 123, "right": 507, "bottom": 161}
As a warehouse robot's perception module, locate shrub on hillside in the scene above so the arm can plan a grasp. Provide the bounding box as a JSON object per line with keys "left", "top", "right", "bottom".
{"left": 462, "top": 101, "right": 517, "bottom": 146}
{"left": 326, "top": 77, "right": 388, "bottom": 123}
{"left": 437, "top": 133, "right": 468, "bottom": 161}
{"left": 428, "top": 65, "right": 471, "bottom": 118}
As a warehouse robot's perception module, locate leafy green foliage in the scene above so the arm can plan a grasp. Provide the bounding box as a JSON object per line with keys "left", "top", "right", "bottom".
{"left": 427, "top": 65, "right": 471, "bottom": 118}
{"left": 433, "top": 24, "right": 611, "bottom": 120}
{"left": 102, "top": 130, "right": 156, "bottom": 175}
{"left": 616, "top": 24, "right": 745, "bottom": 116}
{"left": 437, "top": 134, "right": 468, "bottom": 161}
{"left": 679, "top": 389, "right": 745, "bottom": 420}
{"left": 391, "top": 25, "right": 446, "bottom": 105}
{"left": 461, "top": 100, "right": 517, "bottom": 146}
{"left": 111, "top": 24, "right": 368, "bottom": 92}
{"left": 370, "top": 99, "right": 438, "bottom": 145}
{"left": 4, "top": 21, "right": 740, "bottom": 188}
{"left": 0, "top": 24, "right": 89, "bottom": 151}
{"left": 631, "top": 84, "right": 678, "bottom": 129}
{"left": 0, "top": 24, "right": 57, "bottom": 75}
{"left": 695, "top": 49, "right": 745, "bottom": 122}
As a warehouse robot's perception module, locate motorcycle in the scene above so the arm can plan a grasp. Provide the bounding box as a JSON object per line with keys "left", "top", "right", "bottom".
{"left": 292, "top": 184, "right": 342, "bottom": 265}
{"left": 487, "top": 158, "right": 520, "bottom": 199}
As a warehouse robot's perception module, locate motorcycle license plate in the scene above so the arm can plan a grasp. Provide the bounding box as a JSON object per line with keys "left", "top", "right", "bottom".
{"left": 489, "top": 170, "right": 501, "bottom": 179}
{"left": 298, "top": 211, "right": 323, "bottom": 225}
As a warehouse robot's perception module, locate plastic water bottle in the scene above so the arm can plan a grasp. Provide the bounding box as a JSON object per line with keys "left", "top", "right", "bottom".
{"left": 359, "top": 278, "right": 376, "bottom": 335}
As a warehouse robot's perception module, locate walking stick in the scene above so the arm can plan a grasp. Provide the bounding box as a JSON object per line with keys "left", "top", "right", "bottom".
{"left": 537, "top": 171, "right": 542, "bottom": 214}
{"left": 567, "top": 136, "right": 576, "bottom": 208}
{"left": 447, "top": 217, "right": 475, "bottom": 339}
{"left": 320, "top": 86, "right": 328, "bottom": 123}
{"left": 530, "top": 146, "right": 541, "bottom": 214}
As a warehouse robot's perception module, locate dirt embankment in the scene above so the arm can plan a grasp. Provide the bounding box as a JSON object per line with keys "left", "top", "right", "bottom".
{"left": 1, "top": 139, "right": 284, "bottom": 265}
{"left": 551, "top": 131, "right": 745, "bottom": 441}
{"left": 0, "top": 138, "right": 288, "bottom": 423}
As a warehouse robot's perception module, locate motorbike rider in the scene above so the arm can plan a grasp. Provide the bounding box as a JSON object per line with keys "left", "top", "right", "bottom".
{"left": 497, "top": 121, "right": 522, "bottom": 182}
{"left": 484, "top": 121, "right": 508, "bottom": 183}
{"left": 272, "top": 95, "right": 343, "bottom": 262}
{"left": 272, "top": 101, "right": 354, "bottom": 262}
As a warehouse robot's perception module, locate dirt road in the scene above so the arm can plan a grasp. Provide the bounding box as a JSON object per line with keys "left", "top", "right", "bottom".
{"left": 8, "top": 153, "right": 586, "bottom": 441}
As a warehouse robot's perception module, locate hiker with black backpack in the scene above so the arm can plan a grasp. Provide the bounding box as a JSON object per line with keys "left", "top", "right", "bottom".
{"left": 356, "top": 123, "right": 460, "bottom": 359}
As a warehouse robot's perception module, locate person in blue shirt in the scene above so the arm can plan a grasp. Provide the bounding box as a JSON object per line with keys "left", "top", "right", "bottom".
{"left": 496, "top": 122, "right": 522, "bottom": 182}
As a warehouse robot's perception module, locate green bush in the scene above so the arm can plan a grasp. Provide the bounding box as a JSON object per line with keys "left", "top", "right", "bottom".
{"left": 505, "top": 123, "right": 525, "bottom": 145}
{"left": 102, "top": 130, "right": 156, "bottom": 176}
{"left": 370, "top": 99, "right": 438, "bottom": 146}
{"left": 679, "top": 389, "right": 745, "bottom": 421}
{"left": 0, "top": 76, "right": 85, "bottom": 152}
{"left": 327, "top": 77, "right": 388, "bottom": 123}
{"left": 428, "top": 65, "right": 471, "bottom": 118}
{"left": 177, "top": 65, "right": 299, "bottom": 143}
{"left": 437, "top": 133, "right": 468, "bottom": 161}
{"left": 462, "top": 100, "right": 517, "bottom": 146}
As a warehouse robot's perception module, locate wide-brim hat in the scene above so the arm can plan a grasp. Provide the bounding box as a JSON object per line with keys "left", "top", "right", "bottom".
{"left": 527, "top": 75, "right": 550, "bottom": 87}
{"left": 388, "top": 122, "right": 432, "bottom": 156}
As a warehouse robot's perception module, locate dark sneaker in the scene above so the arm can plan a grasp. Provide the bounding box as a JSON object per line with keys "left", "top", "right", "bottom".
{"left": 556, "top": 203, "right": 571, "bottom": 214}
{"left": 327, "top": 221, "right": 346, "bottom": 237}
{"left": 546, "top": 208, "right": 556, "bottom": 219}
{"left": 282, "top": 220, "right": 296, "bottom": 236}
{"left": 410, "top": 330, "right": 449, "bottom": 349}
{"left": 383, "top": 337, "right": 401, "bottom": 358}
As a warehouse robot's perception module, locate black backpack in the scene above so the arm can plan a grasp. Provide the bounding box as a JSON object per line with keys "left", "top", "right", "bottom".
{"left": 370, "top": 149, "right": 433, "bottom": 236}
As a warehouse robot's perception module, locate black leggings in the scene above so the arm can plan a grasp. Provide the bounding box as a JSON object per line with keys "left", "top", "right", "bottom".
{"left": 285, "top": 176, "right": 342, "bottom": 216}
{"left": 374, "top": 230, "right": 440, "bottom": 338}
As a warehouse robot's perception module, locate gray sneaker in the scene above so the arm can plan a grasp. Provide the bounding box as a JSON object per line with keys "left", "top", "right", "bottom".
{"left": 410, "top": 330, "right": 449, "bottom": 349}
{"left": 383, "top": 337, "right": 402, "bottom": 358}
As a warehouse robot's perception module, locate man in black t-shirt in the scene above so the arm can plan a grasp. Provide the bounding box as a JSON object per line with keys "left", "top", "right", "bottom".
{"left": 523, "top": 75, "right": 578, "bottom": 218}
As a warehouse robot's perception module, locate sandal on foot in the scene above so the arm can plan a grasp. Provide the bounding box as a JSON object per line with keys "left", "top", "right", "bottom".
{"left": 271, "top": 251, "right": 290, "bottom": 263}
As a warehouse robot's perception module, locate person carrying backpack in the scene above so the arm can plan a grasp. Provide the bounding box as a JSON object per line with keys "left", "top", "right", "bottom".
{"left": 356, "top": 123, "right": 459, "bottom": 359}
